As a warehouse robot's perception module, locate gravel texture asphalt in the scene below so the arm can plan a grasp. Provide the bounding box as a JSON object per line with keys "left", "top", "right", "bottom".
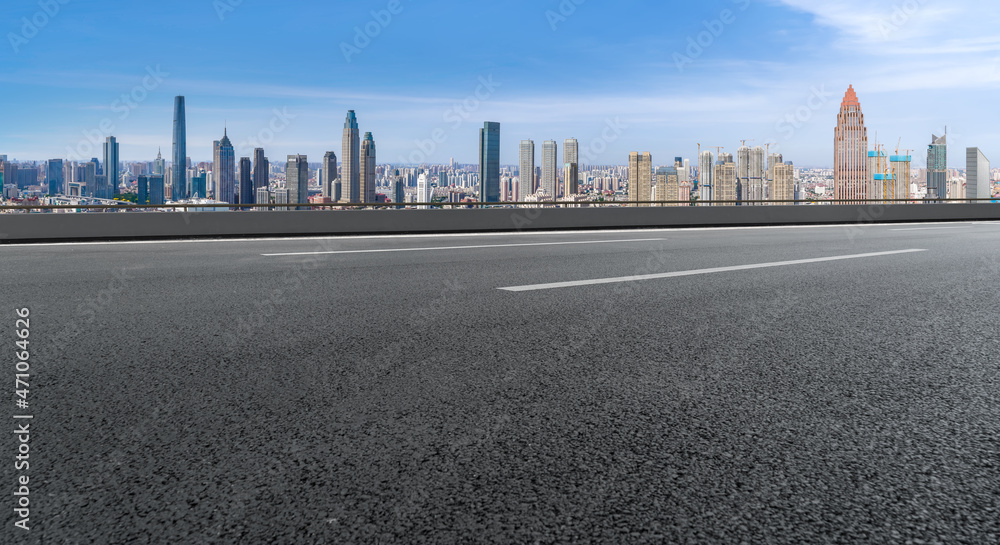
{"left": 2, "top": 222, "right": 999, "bottom": 544}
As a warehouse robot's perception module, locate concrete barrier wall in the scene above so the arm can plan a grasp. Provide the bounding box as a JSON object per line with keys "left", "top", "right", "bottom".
{"left": 1, "top": 204, "right": 999, "bottom": 243}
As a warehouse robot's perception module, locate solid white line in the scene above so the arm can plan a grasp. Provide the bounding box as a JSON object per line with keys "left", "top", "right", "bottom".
{"left": 261, "top": 238, "right": 667, "bottom": 257}
{"left": 892, "top": 227, "right": 970, "bottom": 231}
{"left": 498, "top": 249, "right": 928, "bottom": 292}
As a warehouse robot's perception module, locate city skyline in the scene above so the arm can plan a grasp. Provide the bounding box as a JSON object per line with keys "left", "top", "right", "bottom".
{"left": 3, "top": 1, "right": 1000, "bottom": 167}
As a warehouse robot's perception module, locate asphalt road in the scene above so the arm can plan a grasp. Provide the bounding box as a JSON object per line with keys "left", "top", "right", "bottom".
{"left": 3, "top": 222, "right": 1000, "bottom": 544}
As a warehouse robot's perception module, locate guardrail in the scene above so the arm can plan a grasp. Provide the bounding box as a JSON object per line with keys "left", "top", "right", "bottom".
{"left": 1, "top": 198, "right": 998, "bottom": 211}
{"left": 1, "top": 200, "right": 998, "bottom": 243}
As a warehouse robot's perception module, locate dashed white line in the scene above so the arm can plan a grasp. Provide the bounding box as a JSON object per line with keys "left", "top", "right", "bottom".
{"left": 498, "top": 249, "right": 929, "bottom": 292}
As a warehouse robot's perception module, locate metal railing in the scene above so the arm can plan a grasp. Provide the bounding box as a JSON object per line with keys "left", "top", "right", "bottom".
{"left": 0, "top": 197, "right": 997, "bottom": 212}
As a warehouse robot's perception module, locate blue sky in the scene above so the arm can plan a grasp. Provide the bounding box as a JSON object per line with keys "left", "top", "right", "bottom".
{"left": 2, "top": 0, "right": 999, "bottom": 168}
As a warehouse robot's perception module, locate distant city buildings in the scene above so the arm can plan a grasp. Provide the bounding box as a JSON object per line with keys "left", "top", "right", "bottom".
{"left": 286, "top": 154, "right": 309, "bottom": 210}
{"left": 628, "top": 152, "right": 652, "bottom": 205}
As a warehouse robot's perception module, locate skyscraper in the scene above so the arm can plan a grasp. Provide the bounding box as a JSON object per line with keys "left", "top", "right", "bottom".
{"left": 239, "top": 157, "right": 253, "bottom": 205}
{"left": 286, "top": 154, "right": 309, "bottom": 210}
{"left": 153, "top": 148, "right": 165, "bottom": 176}
{"left": 698, "top": 150, "right": 714, "bottom": 204}
{"left": 927, "top": 134, "right": 947, "bottom": 201}
{"left": 736, "top": 146, "right": 750, "bottom": 204}
{"left": 172, "top": 96, "right": 187, "bottom": 200}
{"left": 47, "top": 158, "right": 64, "bottom": 195}
{"left": 655, "top": 166, "right": 679, "bottom": 206}
{"left": 890, "top": 154, "right": 912, "bottom": 202}
{"left": 83, "top": 161, "right": 96, "bottom": 197}
{"left": 564, "top": 138, "right": 579, "bottom": 196}
{"left": 750, "top": 146, "right": 765, "bottom": 203}
{"left": 103, "top": 136, "right": 119, "bottom": 197}
{"left": 392, "top": 169, "right": 405, "bottom": 208}
{"left": 628, "top": 152, "right": 652, "bottom": 205}
{"left": 772, "top": 162, "right": 795, "bottom": 204}
{"left": 715, "top": 153, "right": 737, "bottom": 206}
{"left": 834, "top": 85, "right": 869, "bottom": 203}
{"left": 216, "top": 129, "right": 236, "bottom": 204}
{"left": 417, "top": 171, "right": 431, "bottom": 209}
{"left": 361, "top": 132, "right": 376, "bottom": 203}
{"left": 342, "top": 111, "right": 361, "bottom": 203}
{"left": 518, "top": 140, "right": 535, "bottom": 200}
{"left": 541, "top": 140, "right": 557, "bottom": 197}
{"left": 322, "top": 151, "right": 338, "bottom": 199}
{"left": 253, "top": 148, "right": 269, "bottom": 193}
{"left": 479, "top": 122, "right": 501, "bottom": 202}
{"left": 967, "top": 147, "right": 990, "bottom": 201}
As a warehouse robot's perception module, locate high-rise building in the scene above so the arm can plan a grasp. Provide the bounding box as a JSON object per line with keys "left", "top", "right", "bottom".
{"left": 564, "top": 138, "right": 579, "bottom": 196}
{"left": 834, "top": 85, "right": 869, "bottom": 202}
{"left": 564, "top": 163, "right": 579, "bottom": 196}
{"left": 392, "top": 169, "right": 405, "bottom": 208}
{"left": 253, "top": 148, "right": 268, "bottom": 193}
{"left": 342, "top": 110, "right": 361, "bottom": 203}
{"left": 736, "top": 146, "right": 751, "bottom": 204}
{"left": 274, "top": 188, "right": 290, "bottom": 210}
{"left": 714, "top": 153, "right": 737, "bottom": 206}
{"left": 518, "top": 140, "right": 535, "bottom": 200}
{"left": 772, "top": 162, "right": 795, "bottom": 204}
{"left": 890, "top": 154, "right": 912, "bottom": 202}
{"left": 286, "top": 155, "right": 309, "bottom": 210}
{"left": 698, "top": 150, "right": 714, "bottom": 204}
{"left": 216, "top": 130, "right": 236, "bottom": 204}
{"left": 239, "top": 157, "right": 253, "bottom": 205}
{"left": 967, "top": 147, "right": 991, "bottom": 201}
{"left": 322, "top": 151, "right": 338, "bottom": 199}
{"left": 153, "top": 148, "right": 165, "bottom": 176}
{"left": 480, "top": 122, "right": 501, "bottom": 202}
{"left": 83, "top": 161, "right": 96, "bottom": 197}
{"left": 867, "top": 149, "right": 893, "bottom": 203}
{"left": 361, "top": 132, "right": 376, "bottom": 203}
{"left": 172, "top": 96, "right": 187, "bottom": 200}
{"left": 103, "top": 136, "right": 119, "bottom": 196}
{"left": 191, "top": 172, "right": 207, "bottom": 199}
{"left": 749, "top": 146, "right": 765, "bottom": 203}
{"left": 2, "top": 162, "right": 17, "bottom": 192}
{"left": 138, "top": 175, "right": 165, "bottom": 205}
{"left": 47, "top": 159, "right": 64, "bottom": 195}
{"left": 256, "top": 187, "right": 271, "bottom": 210}
{"left": 655, "top": 166, "right": 679, "bottom": 206}
{"left": 927, "top": 134, "right": 947, "bottom": 201}
{"left": 628, "top": 152, "right": 653, "bottom": 205}
{"left": 541, "top": 140, "right": 557, "bottom": 197}
{"left": 416, "top": 171, "right": 431, "bottom": 209}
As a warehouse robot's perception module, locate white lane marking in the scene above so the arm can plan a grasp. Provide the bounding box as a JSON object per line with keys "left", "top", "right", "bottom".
{"left": 261, "top": 238, "right": 667, "bottom": 257}
{"left": 498, "top": 249, "right": 928, "bottom": 292}
{"left": 892, "top": 227, "right": 971, "bottom": 231}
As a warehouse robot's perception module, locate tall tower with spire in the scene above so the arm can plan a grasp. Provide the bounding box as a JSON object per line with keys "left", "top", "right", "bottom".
{"left": 216, "top": 128, "right": 236, "bottom": 204}
{"left": 834, "top": 85, "right": 869, "bottom": 203}
{"left": 154, "top": 148, "right": 165, "bottom": 176}
{"left": 342, "top": 111, "right": 361, "bottom": 203}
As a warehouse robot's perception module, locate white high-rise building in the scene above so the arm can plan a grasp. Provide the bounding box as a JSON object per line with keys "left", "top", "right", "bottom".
{"left": 519, "top": 140, "right": 535, "bottom": 201}
{"left": 541, "top": 140, "right": 557, "bottom": 197}
{"left": 416, "top": 172, "right": 432, "bottom": 209}
{"left": 967, "top": 147, "right": 991, "bottom": 201}
{"left": 698, "top": 150, "right": 714, "bottom": 204}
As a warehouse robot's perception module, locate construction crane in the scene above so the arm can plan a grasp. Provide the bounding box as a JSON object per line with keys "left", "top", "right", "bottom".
{"left": 896, "top": 137, "right": 902, "bottom": 155}
{"left": 739, "top": 139, "right": 755, "bottom": 148}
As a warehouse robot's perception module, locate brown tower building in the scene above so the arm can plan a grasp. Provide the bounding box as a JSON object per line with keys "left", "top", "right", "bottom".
{"left": 834, "top": 85, "right": 869, "bottom": 202}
